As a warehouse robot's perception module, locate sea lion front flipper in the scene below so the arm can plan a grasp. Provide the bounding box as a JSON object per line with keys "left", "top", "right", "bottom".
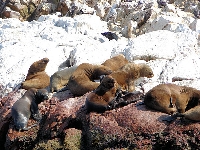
{"left": 32, "top": 113, "right": 42, "bottom": 122}
{"left": 57, "top": 85, "right": 69, "bottom": 92}
{"left": 162, "top": 114, "right": 179, "bottom": 123}
{"left": 22, "top": 123, "right": 39, "bottom": 131}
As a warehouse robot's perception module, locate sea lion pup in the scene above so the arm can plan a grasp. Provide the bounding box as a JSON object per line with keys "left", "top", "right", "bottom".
{"left": 144, "top": 84, "right": 200, "bottom": 114}
{"left": 101, "top": 54, "right": 129, "bottom": 71}
{"left": 22, "top": 58, "right": 50, "bottom": 90}
{"left": 68, "top": 63, "right": 112, "bottom": 96}
{"left": 85, "top": 75, "right": 120, "bottom": 113}
{"left": 11, "top": 88, "right": 49, "bottom": 131}
{"left": 49, "top": 65, "right": 78, "bottom": 92}
{"left": 110, "top": 63, "right": 154, "bottom": 92}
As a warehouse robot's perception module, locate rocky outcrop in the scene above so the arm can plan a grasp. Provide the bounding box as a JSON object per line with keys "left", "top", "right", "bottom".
{"left": 1, "top": 89, "right": 200, "bottom": 149}
{"left": 1, "top": 0, "right": 200, "bottom": 149}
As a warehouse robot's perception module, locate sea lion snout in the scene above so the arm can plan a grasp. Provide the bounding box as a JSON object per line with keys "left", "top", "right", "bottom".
{"left": 147, "top": 72, "right": 154, "bottom": 78}
{"left": 41, "top": 58, "right": 49, "bottom": 63}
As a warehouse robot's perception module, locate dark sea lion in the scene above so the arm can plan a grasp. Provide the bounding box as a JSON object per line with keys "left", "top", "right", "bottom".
{"left": 11, "top": 88, "right": 49, "bottom": 131}
{"left": 85, "top": 75, "right": 120, "bottom": 113}
{"left": 101, "top": 32, "right": 118, "bottom": 41}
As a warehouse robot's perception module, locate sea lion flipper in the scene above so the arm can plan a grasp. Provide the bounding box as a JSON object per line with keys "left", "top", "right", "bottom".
{"left": 22, "top": 123, "right": 39, "bottom": 131}
{"left": 162, "top": 114, "right": 178, "bottom": 123}
{"left": 32, "top": 113, "right": 42, "bottom": 122}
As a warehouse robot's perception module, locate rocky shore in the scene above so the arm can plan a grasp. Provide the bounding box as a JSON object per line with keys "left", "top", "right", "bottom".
{"left": 1, "top": 0, "right": 200, "bottom": 149}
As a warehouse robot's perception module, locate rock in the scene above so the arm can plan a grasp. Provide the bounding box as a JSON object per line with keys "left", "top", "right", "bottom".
{"left": 1, "top": 0, "right": 200, "bottom": 149}
{"left": 4, "top": 90, "right": 86, "bottom": 149}
{"left": 2, "top": 89, "right": 200, "bottom": 149}
{"left": 63, "top": 128, "right": 82, "bottom": 150}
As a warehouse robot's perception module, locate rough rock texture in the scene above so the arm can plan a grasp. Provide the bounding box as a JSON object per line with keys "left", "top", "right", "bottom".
{"left": 0, "top": 89, "right": 200, "bottom": 149}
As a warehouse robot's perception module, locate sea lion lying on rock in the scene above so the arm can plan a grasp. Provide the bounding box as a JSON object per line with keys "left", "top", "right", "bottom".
{"left": 110, "top": 63, "right": 154, "bottom": 92}
{"left": 144, "top": 84, "right": 200, "bottom": 114}
{"left": 49, "top": 65, "right": 78, "bottom": 92}
{"left": 164, "top": 105, "right": 200, "bottom": 122}
{"left": 68, "top": 63, "right": 112, "bottom": 96}
{"left": 22, "top": 58, "right": 50, "bottom": 90}
{"left": 101, "top": 54, "right": 129, "bottom": 71}
{"left": 11, "top": 88, "right": 49, "bottom": 131}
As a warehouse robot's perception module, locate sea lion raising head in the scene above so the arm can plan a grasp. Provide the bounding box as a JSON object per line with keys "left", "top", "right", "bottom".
{"left": 110, "top": 63, "right": 154, "bottom": 92}
{"left": 22, "top": 58, "right": 50, "bottom": 90}
{"left": 11, "top": 88, "right": 49, "bottom": 131}
{"left": 85, "top": 75, "right": 120, "bottom": 113}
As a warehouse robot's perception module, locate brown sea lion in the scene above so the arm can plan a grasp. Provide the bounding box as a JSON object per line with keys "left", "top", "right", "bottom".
{"left": 110, "top": 63, "right": 154, "bottom": 92}
{"left": 101, "top": 54, "right": 129, "bottom": 71}
{"left": 22, "top": 58, "right": 50, "bottom": 90}
{"left": 85, "top": 75, "right": 120, "bottom": 113}
{"left": 68, "top": 63, "right": 112, "bottom": 96}
{"left": 144, "top": 84, "right": 181, "bottom": 114}
{"left": 11, "top": 88, "right": 49, "bottom": 131}
{"left": 49, "top": 65, "right": 78, "bottom": 92}
{"left": 144, "top": 84, "right": 200, "bottom": 114}
{"left": 164, "top": 105, "right": 200, "bottom": 122}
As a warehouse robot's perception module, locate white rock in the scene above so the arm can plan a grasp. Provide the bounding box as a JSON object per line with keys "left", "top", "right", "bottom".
{"left": 0, "top": 12, "right": 200, "bottom": 96}
{"left": 190, "top": 19, "right": 200, "bottom": 33}
{"left": 124, "top": 30, "right": 198, "bottom": 60}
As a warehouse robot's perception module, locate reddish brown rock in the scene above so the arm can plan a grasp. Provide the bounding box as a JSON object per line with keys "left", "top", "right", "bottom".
{"left": 1, "top": 89, "right": 200, "bottom": 149}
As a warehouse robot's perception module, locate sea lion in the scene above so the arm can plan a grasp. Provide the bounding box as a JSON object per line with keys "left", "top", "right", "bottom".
{"left": 68, "top": 63, "right": 112, "bottom": 96}
{"left": 49, "top": 65, "right": 78, "bottom": 92}
{"left": 164, "top": 105, "right": 200, "bottom": 122}
{"left": 101, "top": 54, "right": 129, "bottom": 71}
{"left": 22, "top": 58, "right": 50, "bottom": 90}
{"left": 11, "top": 88, "right": 49, "bottom": 131}
{"left": 144, "top": 84, "right": 200, "bottom": 114}
{"left": 85, "top": 75, "right": 120, "bottom": 113}
{"left": 144, "top": 84, "right": 181, "bottom": 114}
{"left": 110, "top": 63, "right": 154, "bottom": 92}
{"left": 176, "top": 105, "right": 200, "bottom": 121}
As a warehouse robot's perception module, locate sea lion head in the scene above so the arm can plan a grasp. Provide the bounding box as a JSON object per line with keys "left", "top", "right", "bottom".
{"left": 139, "top": 64, "right": 154, "bottom": 78}
{"left": 35, "top": 88, "right": 49, "bottom": 104}
{"left": 101, "top": 75, "right": 116, "bottom": 89}
{"left": 95, "top": 65, "right": 112, "bottom": 76}
{"left": 28, "top": 57, "right": 49, "bottom": 74}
